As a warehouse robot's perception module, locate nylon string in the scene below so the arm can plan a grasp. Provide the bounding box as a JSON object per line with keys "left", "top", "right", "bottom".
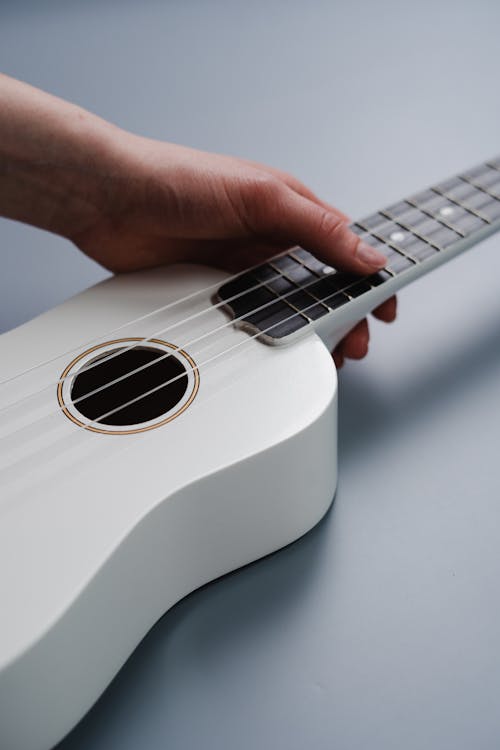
{"left": 0, "top": 247, "right": 389, "bottom": 421}
{"left": 0, "top": 263, "right": 394, "bottom": 452}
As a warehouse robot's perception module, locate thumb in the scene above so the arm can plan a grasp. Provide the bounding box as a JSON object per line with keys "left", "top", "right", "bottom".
{"left": 250, "top": 181, "right": 387, "bottom": 274}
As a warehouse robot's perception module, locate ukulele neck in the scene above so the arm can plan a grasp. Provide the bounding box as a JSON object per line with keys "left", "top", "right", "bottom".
{"left": 217, "top": 158, "right": 500, "bottom": 348}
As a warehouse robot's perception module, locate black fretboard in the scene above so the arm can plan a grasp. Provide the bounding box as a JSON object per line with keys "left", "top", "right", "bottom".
{"left": 217, "top": 157, "right": 500, "bottom": 343}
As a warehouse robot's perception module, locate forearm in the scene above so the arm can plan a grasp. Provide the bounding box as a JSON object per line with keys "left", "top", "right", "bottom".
{"left": 0, "top": 74, "right": 127, "bottom": 239}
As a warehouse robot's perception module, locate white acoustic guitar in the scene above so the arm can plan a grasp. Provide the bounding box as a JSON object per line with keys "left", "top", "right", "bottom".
{"left": 2, "top": 159, "right": 500, "bottom": 750}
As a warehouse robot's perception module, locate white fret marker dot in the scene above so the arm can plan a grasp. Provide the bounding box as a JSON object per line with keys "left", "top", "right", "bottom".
{"left": 322, "top": 266, "right": 334, "bottom": 274}
{"left": 439, "top": 206, "right": 455, "bottom": 217}
{"left": 390, "top": 231, "right": 405, "bottom": 243}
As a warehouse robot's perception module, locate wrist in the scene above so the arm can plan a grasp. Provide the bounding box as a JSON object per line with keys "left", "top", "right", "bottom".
{"left": 0, "top": 75, "right": 132, "bottom": 240}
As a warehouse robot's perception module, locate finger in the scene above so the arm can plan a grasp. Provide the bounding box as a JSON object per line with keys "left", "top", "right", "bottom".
{"left": 341, "top": 319, "right": 370, "bottom": 360}
{"left": 239, "top": 158, "right": 351, "bottom": 222}
{"left": 332, "top": 347, "right": 345, "bottom": 369}
{"left": 372, "top": 295, "right": 397, "bottom": 322}
{"left": 245, "top": 180, "right": 387, "bottom": 275}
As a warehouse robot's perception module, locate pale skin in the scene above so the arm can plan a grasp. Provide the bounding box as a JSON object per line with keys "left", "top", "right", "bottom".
{"left": 0, "top": 74, "right": 396, "bottom": 367}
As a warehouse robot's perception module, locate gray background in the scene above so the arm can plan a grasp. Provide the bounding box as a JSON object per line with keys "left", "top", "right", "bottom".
{"left": 2, "top": 1, "right": 500, "bottom": 748}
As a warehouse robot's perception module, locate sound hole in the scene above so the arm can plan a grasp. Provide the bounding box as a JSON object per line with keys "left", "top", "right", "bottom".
{"left": 70, "top": 346, "right": 189, "bottom": 426}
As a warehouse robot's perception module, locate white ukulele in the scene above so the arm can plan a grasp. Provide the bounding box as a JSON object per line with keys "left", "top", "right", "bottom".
{"left": 2, "top": 159, "right": 500, "bottom": 750}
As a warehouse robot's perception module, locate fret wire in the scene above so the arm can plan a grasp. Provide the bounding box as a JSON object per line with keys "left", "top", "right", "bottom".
{"left": 287, "top": 249, "right": 343, "bottom": 297}
{"left": 243, "top": 269, "right": 389, "bottom": 338}
{"left": 267, "top": 260, "right": 334, "bottom": 317}
{"left": 242, "top": 273, "right": 382, "bottom": 339}
{"left": 257, "top": 262, "right": 409, "bottom": 337}
{"left": 254, "top": 190, "right": 489, "bottom": 334}
{"left": 430, "top": 185, "right": 492, "bottom": 223}
{"left": 307, "top": 286, "right": 352, "bottom": 308}
{"left": 255, "top": 264, "right": 310, "bottom": 318}
{"left": 402, "top": 198, "right": 467, "bottom": 237}
{"left": 357, "top": 220, "right": 426, "bottom": 261}
{"left": 222, "top": 158, "right": 500, "bottom": 341}
{"left": 273, "top": 158, "right": 500, "bottom": 336}
{"left": 354, "top": 221, "right": 400, "bottom": 253}
{"left": 384, "top": 214, "right": 458, "bottom": 252}
{"left": 376, "top": 234, "right": 419, "bottom": 262}
{"left": 257, "top": 274, "right": 312, "bottom": 321}
{"left": 225, "top": 222, "right": 456, "bottom": 338}
{"left": 280, "top": 250, "right": 357, "bottom": 303}
{"left": 377, "top": 215, "right": 440, "bottom": 257}
{"left": 288, "top": 248, "right": 339, "bottom": 284}
{"left": 358, "top": 161, "right": 500, "bottom": 255}
{"left": 458, "top": 173, "right": 500, "bottom": 204}
{"left": 288, "top": 248, "right": 326, "bottom": 276}
{"left": 276, "top": 260, "right": 353, "bottom": 304}
{"left": 31, "top": 192, "right": 498, "bottom": 430}
{"left": 234, "top": 257, "right": 398, "bottom": 336}
{"left": 222, "top": 248, "right": 399, "bottom": 336}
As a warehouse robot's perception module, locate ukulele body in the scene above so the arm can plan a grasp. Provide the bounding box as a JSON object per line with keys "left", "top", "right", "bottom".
{"left": 4, "top": 154, "right": 500, "bottom": 750}
{"left": 0, "top": 265, "right": 338, "bottom": 750}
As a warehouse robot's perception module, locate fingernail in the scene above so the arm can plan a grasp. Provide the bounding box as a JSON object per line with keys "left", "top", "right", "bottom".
{"left": 356, "top": 241, "right": 387, "bottom": 268}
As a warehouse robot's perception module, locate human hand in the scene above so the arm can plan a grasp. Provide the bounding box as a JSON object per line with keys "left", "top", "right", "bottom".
{"left": 69, "top": 137, "right": 397, "bottom": 366}
{"left": 0, "top": 74, "right": 396, "bottom": 365}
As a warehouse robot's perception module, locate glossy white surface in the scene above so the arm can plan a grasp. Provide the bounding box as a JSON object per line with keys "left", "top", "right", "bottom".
{"left": 2, "top": 1, "right": 500, "bottom": 749}
{"left": 0, "top": 266, "right": 338, "bottom": 750}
